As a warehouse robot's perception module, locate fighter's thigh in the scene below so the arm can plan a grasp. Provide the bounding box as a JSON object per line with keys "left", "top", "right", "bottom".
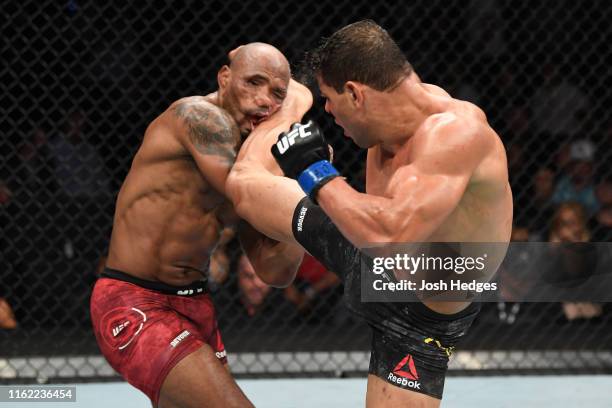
{"left": 366, "top": 375, "right": 440, "bottom": 408}
{"left": 158, "top": 345, "right": 253, "bottom": 408}
{"left": 228, "top": 163, "right": 304, "bottom": 243}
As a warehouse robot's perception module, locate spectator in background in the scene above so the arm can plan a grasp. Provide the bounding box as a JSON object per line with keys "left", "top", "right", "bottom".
{"left": 554, "top": 142, "right": 573, "bottom": 175}
{"left": 592, "top": 181, "right": 612, "bottom": 241}
{"left": 48, "top": 110, "right": 111, "bottom": 259}
{"left": 549, "top": 202, "right": 602, "bottom": 321}
{"left": 552, "top": 140, "right": 599, "bottom": 217}
{"left": 0, "top": 179, "right": 13, "bottom": 213}
{"left": 504, "top": 106, "right": 531, "bottom": 142}
{"left": 237, "top": 254, "right": 272, "bottom": 317}
{"left": 507, "top": 143, "right": 531, "bottom": 225}
{"left": 496, "top": 225, "right": 530, "bottom": 324}
{"left": 17, "top": 126, "right": 54, "bottom": 193}
{"left": 236, "top": 252, "right": 341, "bottom": 320}
{"left": 524, "top": 167, "right": 555, "bottom": 239}
{"left": 0, "top": 180, "right": 17, "bottom": 329}
{"left": 534, "top": 168, "right": 554, "bottom": 203}
{"left": 16, "top": 126, "right": 57, "bottom": 267}
{"left": 531, "top": 63, "right": 589, "bottom": 140}
{"left": 466, "top": 0, "right": 507, "bottom": 62}
{"left": 283, "top": 254, "right": 341, "bottom": 319}
{"left": 48, "top": 110, "right": 110, "bottom": 199}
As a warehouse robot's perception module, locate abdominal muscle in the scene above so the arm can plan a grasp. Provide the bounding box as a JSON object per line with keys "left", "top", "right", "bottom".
{"left": 106, "top": 159, "right": 226, "bottom": 286}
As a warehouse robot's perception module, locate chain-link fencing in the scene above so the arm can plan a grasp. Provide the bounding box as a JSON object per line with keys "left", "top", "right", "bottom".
{"left": 1, "top": 0, "right": 612, "bottom": 383}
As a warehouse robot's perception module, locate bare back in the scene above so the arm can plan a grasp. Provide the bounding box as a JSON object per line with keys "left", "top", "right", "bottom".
{"left": 107, "top": 96, "right": 240, "bottom": 286}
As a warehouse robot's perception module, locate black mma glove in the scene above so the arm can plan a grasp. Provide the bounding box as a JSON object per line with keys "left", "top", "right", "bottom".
{"left": 271, "top": 121, "right": 340, "bottom": 203}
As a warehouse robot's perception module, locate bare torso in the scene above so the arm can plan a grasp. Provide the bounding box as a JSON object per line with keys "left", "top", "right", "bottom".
{"left": 106, "top": 95, "right": 238, "bottom": 286}
{"left": 366, "top": 85, "right": 512, "bottom": 242}
{"left": 366, "top": 85, "right": 513, "bottom": 312}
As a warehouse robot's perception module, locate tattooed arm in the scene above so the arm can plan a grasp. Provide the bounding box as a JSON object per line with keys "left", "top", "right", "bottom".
{"left": 172, "top": 96, "right": 240, "bottom": 195}
{"left": 171, "top": 96, "right": 303, "bottom": 285}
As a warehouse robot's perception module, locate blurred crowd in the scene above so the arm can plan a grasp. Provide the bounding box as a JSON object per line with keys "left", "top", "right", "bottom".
{"left": 2, "top": 95, "right": 610, "bottom": 334}
{"left": 1, "top": 32, "right": 611, "bottom": 331}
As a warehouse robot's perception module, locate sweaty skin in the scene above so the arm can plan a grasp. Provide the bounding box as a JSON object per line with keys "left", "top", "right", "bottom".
{"left": 100, "top": 44, "right": 315, "bottom": 408}
{"left": 318, "top": 78, "right": 512, "bottom": 245}
{"left": 232, "top": 74, "right": 512, "bottom": 305}
{"left": 106, "top": 94, "right": 238, "bottom": 286}
{"left": 106, "top": 43, "right": 301, "bottom": 288}
{"left": 230, "top": 72, "right": 512, "bottom": 408}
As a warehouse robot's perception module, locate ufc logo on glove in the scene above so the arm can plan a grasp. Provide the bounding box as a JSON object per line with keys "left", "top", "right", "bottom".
{"left": 275, "top": 122, "right": 314, "bottom": 154}
{"left": 271, "top": 121, "right": 339, "bottom": 203}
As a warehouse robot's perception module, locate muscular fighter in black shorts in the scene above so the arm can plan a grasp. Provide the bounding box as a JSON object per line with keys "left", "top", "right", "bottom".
{"left": 228, "top": 21, "right": 512, "bottom": 406}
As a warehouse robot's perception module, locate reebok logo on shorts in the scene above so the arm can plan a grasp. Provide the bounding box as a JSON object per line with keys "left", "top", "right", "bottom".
{"left": 296, "top": 206, "right": 308, "bottom": 231}
{"left": 215, "top": 350, "right": 227, "bottom": 359}
{"left": 387, "top": 354, "right": 421, "bottom": 390}
{"left": 393, "top": 354, "right": 419, "bottom": 380}
{"left": 170, "top": 330, "right": 191, "bottom": 348}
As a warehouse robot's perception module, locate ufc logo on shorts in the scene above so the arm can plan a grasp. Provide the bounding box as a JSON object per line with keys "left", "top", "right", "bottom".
{"left": 276, "top": 123, "right": 312, "bottom": 154}
{"left": 112, "top": 321, "right": 130, "bottom": 337}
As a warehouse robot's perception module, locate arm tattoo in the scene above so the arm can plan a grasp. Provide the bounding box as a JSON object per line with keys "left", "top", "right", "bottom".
{"left": 173, "top": 99, "right": 239, "bottom": 165}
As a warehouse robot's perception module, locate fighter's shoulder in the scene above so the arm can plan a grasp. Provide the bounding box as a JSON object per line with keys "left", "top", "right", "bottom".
{"left": 169, "top": 96, "right": 239, "bottom": 144}
{"left": 419, "top": 108, "right": 492, "bottom": 151}
{"left": 171, "top": 95, "right": 217, "bottom": 109}
{"left": 170, "top": 96, "right": 233, "bottom": 125}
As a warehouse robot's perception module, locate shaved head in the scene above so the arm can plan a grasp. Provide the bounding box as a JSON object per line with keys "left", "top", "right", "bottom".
{"left": 218, "top": 42, "right": 291, "bottom": 136}
{"left": 229, "top": 42, "right": 290, "bottom": 78}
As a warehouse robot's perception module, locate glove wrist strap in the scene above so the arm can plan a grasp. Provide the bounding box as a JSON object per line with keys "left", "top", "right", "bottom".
{"left": 297, "top": 160, "right": 340, "bottom": 201}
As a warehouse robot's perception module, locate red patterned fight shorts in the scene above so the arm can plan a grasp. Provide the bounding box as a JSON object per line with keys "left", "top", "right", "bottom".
{"left": 90, "top": 269, "right": 226, "bottom": 404}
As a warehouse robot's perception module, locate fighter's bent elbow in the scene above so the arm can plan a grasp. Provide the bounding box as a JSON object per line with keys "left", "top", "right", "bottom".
{"left": 260, "top": 267, "right": 297, "bottom": 288}
{"left": 226, "top": 163, "right": 249, "bottom": 213}
{"left": 255, "top": 261, "right": 300, "bottom": 288}
{"left": 254, "top": 244, "right": 303, "bottom": 288}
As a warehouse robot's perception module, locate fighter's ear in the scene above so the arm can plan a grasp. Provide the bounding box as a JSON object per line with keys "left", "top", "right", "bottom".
{"left": 218, "top": 65, "right": 231, "bottom": 89}
{"left": 345, "top": 81, "right": 363, "bottom": 107}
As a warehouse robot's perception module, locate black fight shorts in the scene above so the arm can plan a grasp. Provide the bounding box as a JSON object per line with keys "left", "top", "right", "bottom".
{"left": 291, "top": 197, "right": 480, "bottom": 399}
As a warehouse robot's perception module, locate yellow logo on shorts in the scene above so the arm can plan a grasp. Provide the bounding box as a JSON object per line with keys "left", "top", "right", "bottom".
{"left": 424, "top": 337, "right": 455, "bottom": 357}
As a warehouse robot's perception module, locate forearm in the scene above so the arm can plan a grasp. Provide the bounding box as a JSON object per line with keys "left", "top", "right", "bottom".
{"left": 267, "top": 119, "right": 398, "bottom": 244}
{"left": 226, "top": 79, "right": 311, "bottom": 243}
{"left": 239, "top": 221, "right": 304, "bottom": 287}
{"left": 317, "top": 178, "right": 421, "bottom": 244}
{"left": 227, "top": 164, "right": 304, "bottom": 243}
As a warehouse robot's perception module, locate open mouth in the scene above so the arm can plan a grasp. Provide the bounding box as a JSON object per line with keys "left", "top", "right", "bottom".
{"left": 249, "top": 112, "right": 269, "bottom": 128}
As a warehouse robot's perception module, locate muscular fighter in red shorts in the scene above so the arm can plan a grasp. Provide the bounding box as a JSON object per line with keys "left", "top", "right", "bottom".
{"left": 90, "top": 43, "right": 312, "bottom": 408}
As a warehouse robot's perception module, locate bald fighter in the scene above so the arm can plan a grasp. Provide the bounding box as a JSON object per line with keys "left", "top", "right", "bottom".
{"left": 90, "top": 43, "right": 312, "bottom": 408}
{"left": 227, "top": 21, "right": 512, "bottom": 407}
